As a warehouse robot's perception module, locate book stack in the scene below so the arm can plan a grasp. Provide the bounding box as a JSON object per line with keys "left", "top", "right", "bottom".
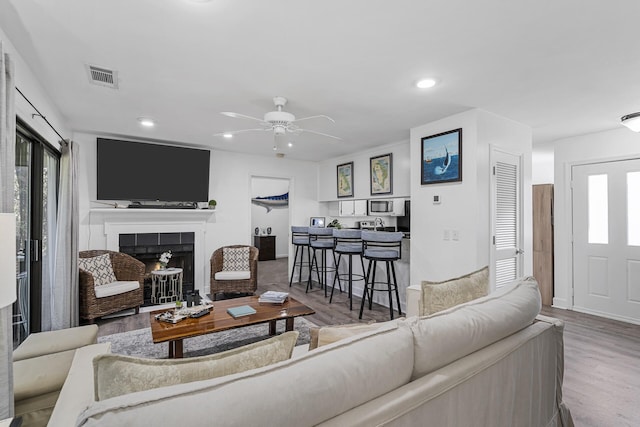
{"left": 258, "top": 291, "right": 289, "bottom": 304}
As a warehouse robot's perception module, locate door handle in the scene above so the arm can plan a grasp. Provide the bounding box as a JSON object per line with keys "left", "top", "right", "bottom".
{"left": 30, "top": 240, "right": 40, "bottom": 262}
{"left": 516, "top": 248, "right": 525, "bottom": 255}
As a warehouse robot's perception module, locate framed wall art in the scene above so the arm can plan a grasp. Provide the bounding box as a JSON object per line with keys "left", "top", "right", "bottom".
{"left": 421, "top": 128, "right": 462, "bottom": 185}
{"left": 337, "top": 161, "right": 354, "bottom": 198}
{"left": 370, "top": 153, "right": 393, "bottom": 195}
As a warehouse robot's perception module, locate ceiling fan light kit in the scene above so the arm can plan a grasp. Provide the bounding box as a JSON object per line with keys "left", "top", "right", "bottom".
{"left": 216, "top": 96, "right": 341, "bottom": 142}
{"left": 621, "top": 112, "right": 640, "bottom": 132}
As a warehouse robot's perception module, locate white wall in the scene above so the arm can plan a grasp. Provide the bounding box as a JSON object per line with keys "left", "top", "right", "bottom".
{"left": 409, "top": 109, "right": 532, "bottom": 286}
{"left": 318, "top": 140, "right": 410, "bottom": 201}
{"left": 75, "top": 132, "right": 320, "bottom": 295}
{"left": 0, "top": 28, "right": 68, "bottom": 149}
{"left": 251, "top": 177, "right": 289, "bottom": 257}
{"left": 553, "top": 127, "right": 640, "bottom": 308}
{"left": 532, "top": 142, "right": 555, "bottom": 184}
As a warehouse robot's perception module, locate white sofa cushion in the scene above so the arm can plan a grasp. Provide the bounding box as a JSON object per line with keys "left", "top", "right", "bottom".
{"left": 214, "top": 270, "right": 250, "bottom": 280}
{"left": 13, "top": 324, "right": 98, "bottom": 361}
{"left": 78, "top": 254, "right": 117, "bottom": 286}
{"left": 93, "top": 331, "right": 299, "bottom": 400}
{"left": 409, "top": 276, "right": 541, "bottom": 380}
{"left": 76, "top": 322, "right": 415, "bottom": 426}
{"left": 94, "top": 281, "right": 140, "bottom": 298}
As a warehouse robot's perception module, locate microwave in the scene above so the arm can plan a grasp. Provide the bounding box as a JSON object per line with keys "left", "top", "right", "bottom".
{"left": 368, "top": 198, "right": 406, "bottom": 216}
{"left": 368, "top": 199, "right": 394, "bottom": 215}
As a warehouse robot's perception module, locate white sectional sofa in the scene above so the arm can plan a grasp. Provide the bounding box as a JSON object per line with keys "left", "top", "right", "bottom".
{"left": 49, "top": 277, "right": 573, "bottom": 427}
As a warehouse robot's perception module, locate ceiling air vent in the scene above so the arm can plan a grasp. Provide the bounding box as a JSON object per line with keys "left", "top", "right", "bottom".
{"left": 86, "top": 64, "right": 118, "bottom": 89}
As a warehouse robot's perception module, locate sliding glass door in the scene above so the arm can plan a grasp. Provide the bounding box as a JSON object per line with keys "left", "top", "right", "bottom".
{"left": 12, "top": 124, "right": 59, "bottom": 347}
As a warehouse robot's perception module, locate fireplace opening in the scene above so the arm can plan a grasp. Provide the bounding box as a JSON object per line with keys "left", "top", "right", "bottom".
{"left": 119, "top": 232, "right": 195, "bottom": 305}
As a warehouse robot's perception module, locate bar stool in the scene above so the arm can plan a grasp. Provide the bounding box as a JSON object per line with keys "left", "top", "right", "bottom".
{"left": 289, "top": 226, "right": 311, "bottom": 287}
{"left": 359, "top": 231, "right": 404, "bottom": 320}
{"left": 331, "top": 229, "right": 365, "bottom": 310}
{"left": 307, "top": 227, "right": 341, "bottom": 296}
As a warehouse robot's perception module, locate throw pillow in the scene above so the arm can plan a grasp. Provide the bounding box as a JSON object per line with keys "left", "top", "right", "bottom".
{"left": 420, "top": 266, "right": 489, "bottom": 316}
{"left": 93, "top": 330, "right": 299, "bottom": 400}
{"left": 78, "top": 253, "right": 117, "bottom": 287}
{"left": 309, "top": 319, "right": 398, "bottom": 350}
{"left": 222, "top": 247, "right": 250, "bottom": 271}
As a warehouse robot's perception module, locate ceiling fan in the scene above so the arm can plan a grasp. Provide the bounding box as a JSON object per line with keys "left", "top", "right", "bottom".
{"left": 215, "top": 97, "right": 341, "bottom": 143}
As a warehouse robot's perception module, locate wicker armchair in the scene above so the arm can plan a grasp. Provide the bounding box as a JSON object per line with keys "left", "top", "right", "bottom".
{"left": 79, "top": 250, "right": 144, "bottom": 323}
{"left": 210, "top": 245, "right": 259, "bottom": 296}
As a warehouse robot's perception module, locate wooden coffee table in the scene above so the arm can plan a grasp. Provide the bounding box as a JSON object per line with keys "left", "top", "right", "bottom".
{"left": 149, "top": 295, "right": 315, "bottom": 358}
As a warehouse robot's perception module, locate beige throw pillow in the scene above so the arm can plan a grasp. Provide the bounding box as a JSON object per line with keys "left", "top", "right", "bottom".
{"left": 222, "top": 247, "right": 250, "bottom": 271}
{"left": 309, "top": 320, "right": 399, "bottom": 350}
{"left": 420, "top": 266, "right": 489, "bottom": 315}
{"left": 78, "top": 254, "right": 117, "bottom": 286}
{"left": 93, "top": 331, "right": 298, "bottom": 400}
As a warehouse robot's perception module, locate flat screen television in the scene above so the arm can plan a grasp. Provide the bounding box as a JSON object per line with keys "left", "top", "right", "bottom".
{"left": 97, "top": 138, "right": 210, "bottom": 202}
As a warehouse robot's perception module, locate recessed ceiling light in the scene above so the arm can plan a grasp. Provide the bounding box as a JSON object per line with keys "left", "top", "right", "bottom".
{"left": 416, "top": 78, "right": 437, "bottom": 89}
{"left": 223, "top": 133, "right": 233, "bottom": 138}
{"left": 288, "top": 142, "right": 293, "bottom": 148}
{"left": 137, "top": 117, "right": 155, "bottom": 127}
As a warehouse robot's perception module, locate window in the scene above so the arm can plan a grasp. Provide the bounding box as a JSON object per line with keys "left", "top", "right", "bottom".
{"left": 588, "top": 174, "right": 608, "bottom": 244}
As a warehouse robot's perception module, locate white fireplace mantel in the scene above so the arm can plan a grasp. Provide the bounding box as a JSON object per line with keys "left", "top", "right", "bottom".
{"left": 90, "top": 208, "right": 215, "bottom": 294}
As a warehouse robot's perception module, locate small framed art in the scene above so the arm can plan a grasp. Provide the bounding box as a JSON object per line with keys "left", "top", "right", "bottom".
{"left": 370, "top": 153, "right": 393, "bottom": 195}
{"left": 421, "top": 128, "right": 462, "bottom": 185}
{"left": 337, "top": 162, "right": 354, "bottom": 198}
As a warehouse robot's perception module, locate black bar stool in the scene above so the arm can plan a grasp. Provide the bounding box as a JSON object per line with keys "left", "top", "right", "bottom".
{"left": 289, "top": 226, "right": 311, "bottom": 287}
{"left": 331, "top": 229, "right": 365, "bottom": 310}
{"left": 359, "top": 231, "right": 404, "bottom": 320}
{"left": 307, "top": 227, "right": 341, "bottom": 296}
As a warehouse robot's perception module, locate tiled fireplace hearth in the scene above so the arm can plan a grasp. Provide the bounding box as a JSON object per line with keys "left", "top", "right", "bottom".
{"left": 92, "top": 208, "right": 215, "bottom": 299}
{"left": 120, "top": 232, "right": 195, "bottom": 301}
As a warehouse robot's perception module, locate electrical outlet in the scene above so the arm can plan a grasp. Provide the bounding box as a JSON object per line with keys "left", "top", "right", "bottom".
{"left": 452, "top": 230, "right": 459, "bottom": 241}
{"left": 444, "top": 230, "right": 450, "bottom": 240}
{"left": 433, "top": 195, "right": 441, "bottom": 204}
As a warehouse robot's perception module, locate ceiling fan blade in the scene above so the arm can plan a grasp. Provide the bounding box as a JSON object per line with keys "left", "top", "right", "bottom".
{"left": 298, "top": 128, "right": 342, "bottom": 141}
{"left": 213, "top": 128, "right": 268, "bottom": 137}
{"left": 221, "top": 112, "right": 266, "bottom": 123}
{"left": 293, "top": 114, "right": 335, "bottom": 123}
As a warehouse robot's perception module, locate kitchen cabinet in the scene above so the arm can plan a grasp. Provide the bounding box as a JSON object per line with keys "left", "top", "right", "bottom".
{"left": 337, "top": 200, "right": 367, "bottom": 217}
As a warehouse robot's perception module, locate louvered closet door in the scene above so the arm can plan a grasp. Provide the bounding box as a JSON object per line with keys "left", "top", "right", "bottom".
{"left": 491, "top": 149, "right": 523, "bottom": 288}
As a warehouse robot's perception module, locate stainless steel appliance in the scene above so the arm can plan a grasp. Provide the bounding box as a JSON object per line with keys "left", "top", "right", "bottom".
{"left": 359, "top": 220, "right": 376, "bottom": 230}
{"left": 367, "top": 199, "right": 394, "bottom": 215}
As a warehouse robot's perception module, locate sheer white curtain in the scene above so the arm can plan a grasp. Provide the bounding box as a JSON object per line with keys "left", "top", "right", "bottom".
{"left": 50, "top": 140, "right": 79, "bottom": 330}
{"left": 0, "top": 41, "right": 17, "bottom": 418}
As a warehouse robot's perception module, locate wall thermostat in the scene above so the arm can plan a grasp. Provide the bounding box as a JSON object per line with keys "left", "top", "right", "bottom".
{"left": 433, "top": 195, "right": 441, "bottom": 204}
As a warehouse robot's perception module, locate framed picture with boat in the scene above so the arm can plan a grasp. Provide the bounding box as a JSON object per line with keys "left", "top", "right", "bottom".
{"left": 421, "top": 128, "right": 462, "bottom": 185}
{"left": 337, "top": 161, "right": 354, "bottom": 198}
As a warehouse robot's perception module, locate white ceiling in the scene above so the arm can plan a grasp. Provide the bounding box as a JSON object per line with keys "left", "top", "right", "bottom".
{"left": 2, "top": 0, "right": 640, "bottom": 161}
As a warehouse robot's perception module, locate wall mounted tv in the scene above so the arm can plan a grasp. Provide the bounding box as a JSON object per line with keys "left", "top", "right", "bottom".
{"left": 97, "top": 138, "right": 210, "bottom": 202}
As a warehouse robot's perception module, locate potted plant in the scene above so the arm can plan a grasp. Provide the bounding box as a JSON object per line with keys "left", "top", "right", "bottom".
{"left": 208, "top": 199, "right": 217, "bottom": 210}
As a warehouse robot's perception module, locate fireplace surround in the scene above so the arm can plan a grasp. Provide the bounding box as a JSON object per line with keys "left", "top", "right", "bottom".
{"left": 120, "top": 232, "right": 195, "bottom": 302}
{"left": 91, "top": 208, "right": 214, "bottom": 300}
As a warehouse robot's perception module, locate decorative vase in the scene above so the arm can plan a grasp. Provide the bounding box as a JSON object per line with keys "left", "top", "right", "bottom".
{"left": 159, "top": 262, "right": 167, "bottom": 270}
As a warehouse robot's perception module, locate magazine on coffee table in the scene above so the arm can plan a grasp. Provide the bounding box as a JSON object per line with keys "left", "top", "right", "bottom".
{"left": 258, "top": 291, "right": 289, "bottom": 304}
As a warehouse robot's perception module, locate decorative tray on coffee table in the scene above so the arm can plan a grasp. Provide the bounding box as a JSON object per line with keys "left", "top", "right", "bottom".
{"left": 155, "top": 304, "right": 214, "bottom": 324}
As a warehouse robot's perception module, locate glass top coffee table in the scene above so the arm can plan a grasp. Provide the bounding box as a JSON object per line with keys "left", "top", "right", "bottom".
{"left": 149, "top": 295, "right": 315, "bottom": 358}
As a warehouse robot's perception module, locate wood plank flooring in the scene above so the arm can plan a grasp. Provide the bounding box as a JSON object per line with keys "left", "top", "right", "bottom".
{"left": 96, "top": 258, "right": 640, "bottom": 426}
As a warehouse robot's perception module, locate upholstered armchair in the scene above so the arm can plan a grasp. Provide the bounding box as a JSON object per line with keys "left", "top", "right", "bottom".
{"left": 210, "top": 245, "right": 259, "bottom": 296}
{"left": 79, "top": 250, "right": 144, "bottom": 322}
